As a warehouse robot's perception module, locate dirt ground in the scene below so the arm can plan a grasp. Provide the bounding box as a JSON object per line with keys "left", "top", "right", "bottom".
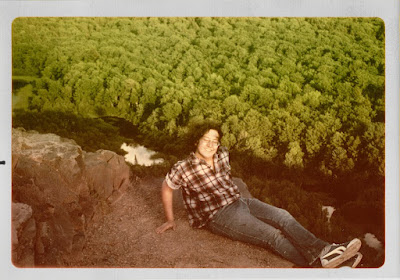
{"left": 63, "top": 177, "right": 293, "bottom": 268}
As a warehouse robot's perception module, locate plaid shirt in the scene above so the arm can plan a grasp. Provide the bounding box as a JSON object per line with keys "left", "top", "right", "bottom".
{"left": 165, "top": 146, "right": 241, "bottom": 228}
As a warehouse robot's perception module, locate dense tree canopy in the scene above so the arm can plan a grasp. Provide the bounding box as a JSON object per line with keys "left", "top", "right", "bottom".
{"left": 12, "top": 17, "right": 385, "bottom": 179}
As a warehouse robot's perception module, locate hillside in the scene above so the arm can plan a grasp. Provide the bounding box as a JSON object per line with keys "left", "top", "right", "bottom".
{"left": 12, "top": 17, "right": 385, "bottom": 178}
{"left": 63, "top": 177, "right": 293, "bottom": 268}
{"left": 12, "top": 128, "right": 292, "bottom": 268}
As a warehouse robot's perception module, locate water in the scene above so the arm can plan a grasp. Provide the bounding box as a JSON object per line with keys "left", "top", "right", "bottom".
{"left": 121, "top": 143, "right": 164, "bottom": 166}
{"left": 322, "top": 206, "right": 336, "bottom": 223}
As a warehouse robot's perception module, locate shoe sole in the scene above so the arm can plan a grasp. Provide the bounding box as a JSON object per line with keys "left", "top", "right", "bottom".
{"left": 349, "top": 252, "right": 363, "bottom": 268}
{"left": 322, "top": 238, "right": 362, "bottom": 268}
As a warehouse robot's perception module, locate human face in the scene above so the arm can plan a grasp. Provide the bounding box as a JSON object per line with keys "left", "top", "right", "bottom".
{"left": 195, "top": 129, "right": 220, "bottom": 162}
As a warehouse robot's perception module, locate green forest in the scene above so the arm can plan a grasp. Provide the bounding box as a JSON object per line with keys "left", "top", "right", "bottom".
{"left": 12, "top": 17, "right": 385, "bottom": 267}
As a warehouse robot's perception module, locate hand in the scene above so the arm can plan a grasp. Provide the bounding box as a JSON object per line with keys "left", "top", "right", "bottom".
{"left": 156, "top": 220, "right": 177, "bottom": 234}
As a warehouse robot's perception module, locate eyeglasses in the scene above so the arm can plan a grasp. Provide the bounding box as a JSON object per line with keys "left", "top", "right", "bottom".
{"left": 199, "top": 138, "right": 220, "bottom": 147}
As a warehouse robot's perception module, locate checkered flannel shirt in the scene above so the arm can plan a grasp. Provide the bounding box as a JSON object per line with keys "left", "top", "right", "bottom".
{"left": 165, "top": 146, "right": 241, "bottom": 228}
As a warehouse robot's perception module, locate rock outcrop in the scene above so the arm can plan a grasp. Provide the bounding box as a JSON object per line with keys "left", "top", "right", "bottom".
{"left": 11, "top": 128, "right": 291, "bottom": 268}
{"left": 12, "top": 128, "right": 132, "bottom": 267}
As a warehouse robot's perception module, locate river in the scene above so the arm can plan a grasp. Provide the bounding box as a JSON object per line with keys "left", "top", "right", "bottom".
{"left": 121, "top": 143, "right": 164, "bottom": 166}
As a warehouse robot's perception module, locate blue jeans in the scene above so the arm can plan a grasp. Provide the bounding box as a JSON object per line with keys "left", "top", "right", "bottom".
{"left": 205, "top": 198, "right": 329, "bottom": 267}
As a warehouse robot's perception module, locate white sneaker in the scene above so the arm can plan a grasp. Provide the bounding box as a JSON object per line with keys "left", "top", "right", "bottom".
{"left": 339, "top": 252, "right": 363, "bottom": 268}
{"left": 320, "top": 238, "right": 362, "bottom": 268}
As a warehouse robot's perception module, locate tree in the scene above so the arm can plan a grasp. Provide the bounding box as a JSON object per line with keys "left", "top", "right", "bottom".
{"left": 284, "top": 141, "right": 304, "bottom": 168}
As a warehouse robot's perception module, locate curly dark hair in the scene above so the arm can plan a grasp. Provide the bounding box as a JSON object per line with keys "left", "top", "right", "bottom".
{"left": 186, "top": 120, "right": 223, "bottom": 152}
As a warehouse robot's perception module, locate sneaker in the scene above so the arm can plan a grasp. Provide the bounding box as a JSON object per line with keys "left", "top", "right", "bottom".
{"left": 320, "top": 238, "right": 362, "bottom": 268}
{"left": 338, "top": 252, "right": 363, "bottom": 268}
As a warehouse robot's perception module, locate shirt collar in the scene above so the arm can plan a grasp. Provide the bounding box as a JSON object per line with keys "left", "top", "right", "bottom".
{"left": 189, "top": 148, "right": 221, "bottom": 166}
{"left": 189, "top": 152, "right": 201, "bottom": 163}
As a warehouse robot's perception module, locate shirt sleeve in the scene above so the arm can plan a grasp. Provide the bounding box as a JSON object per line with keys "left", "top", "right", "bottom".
{"left": 165, "top": 161, "right": 186, "bottom": 190}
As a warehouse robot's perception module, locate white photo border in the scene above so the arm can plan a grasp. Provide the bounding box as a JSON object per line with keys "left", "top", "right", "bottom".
{"left": 1, "top": 0, "right": 398, "bottom": 279}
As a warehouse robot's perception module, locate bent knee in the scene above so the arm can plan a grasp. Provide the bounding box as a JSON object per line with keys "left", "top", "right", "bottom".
{"left": 276, "top": 208, "right": 297, "bottom": 225}
{"left": 277, "top": 208, "right": 293, "bottom": 219}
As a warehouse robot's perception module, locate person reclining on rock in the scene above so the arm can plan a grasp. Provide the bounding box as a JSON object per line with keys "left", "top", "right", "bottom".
{"left": 156, "top": 120, "right": 362, "bottom": 268}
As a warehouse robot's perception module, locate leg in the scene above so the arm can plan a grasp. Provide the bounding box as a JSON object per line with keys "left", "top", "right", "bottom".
{"left": 243, "top": 198, "right": 329, "bottom": 265}
{"left": 205, "top": 198, "right": 309, "bottom": 267}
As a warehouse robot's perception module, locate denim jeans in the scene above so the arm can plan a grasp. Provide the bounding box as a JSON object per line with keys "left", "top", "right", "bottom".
{"left": 205, "top": 197, "right": 329, "bottom": 267}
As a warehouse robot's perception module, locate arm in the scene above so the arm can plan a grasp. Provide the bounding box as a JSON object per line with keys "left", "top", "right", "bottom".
{"left": 156, "top": 180, "right": 177, "bottom": 234}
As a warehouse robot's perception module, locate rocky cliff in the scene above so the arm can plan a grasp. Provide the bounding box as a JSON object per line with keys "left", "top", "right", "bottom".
{"left": 11, "top": 128, "right": 291, "bottom": 268}
{"left": 12, "top": 128, "right": 131, "bottom": 267}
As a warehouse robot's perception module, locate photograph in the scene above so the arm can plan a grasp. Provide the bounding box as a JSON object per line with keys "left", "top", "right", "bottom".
{"left": 11, "top": 16, "right": 385, "bottom": 269}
